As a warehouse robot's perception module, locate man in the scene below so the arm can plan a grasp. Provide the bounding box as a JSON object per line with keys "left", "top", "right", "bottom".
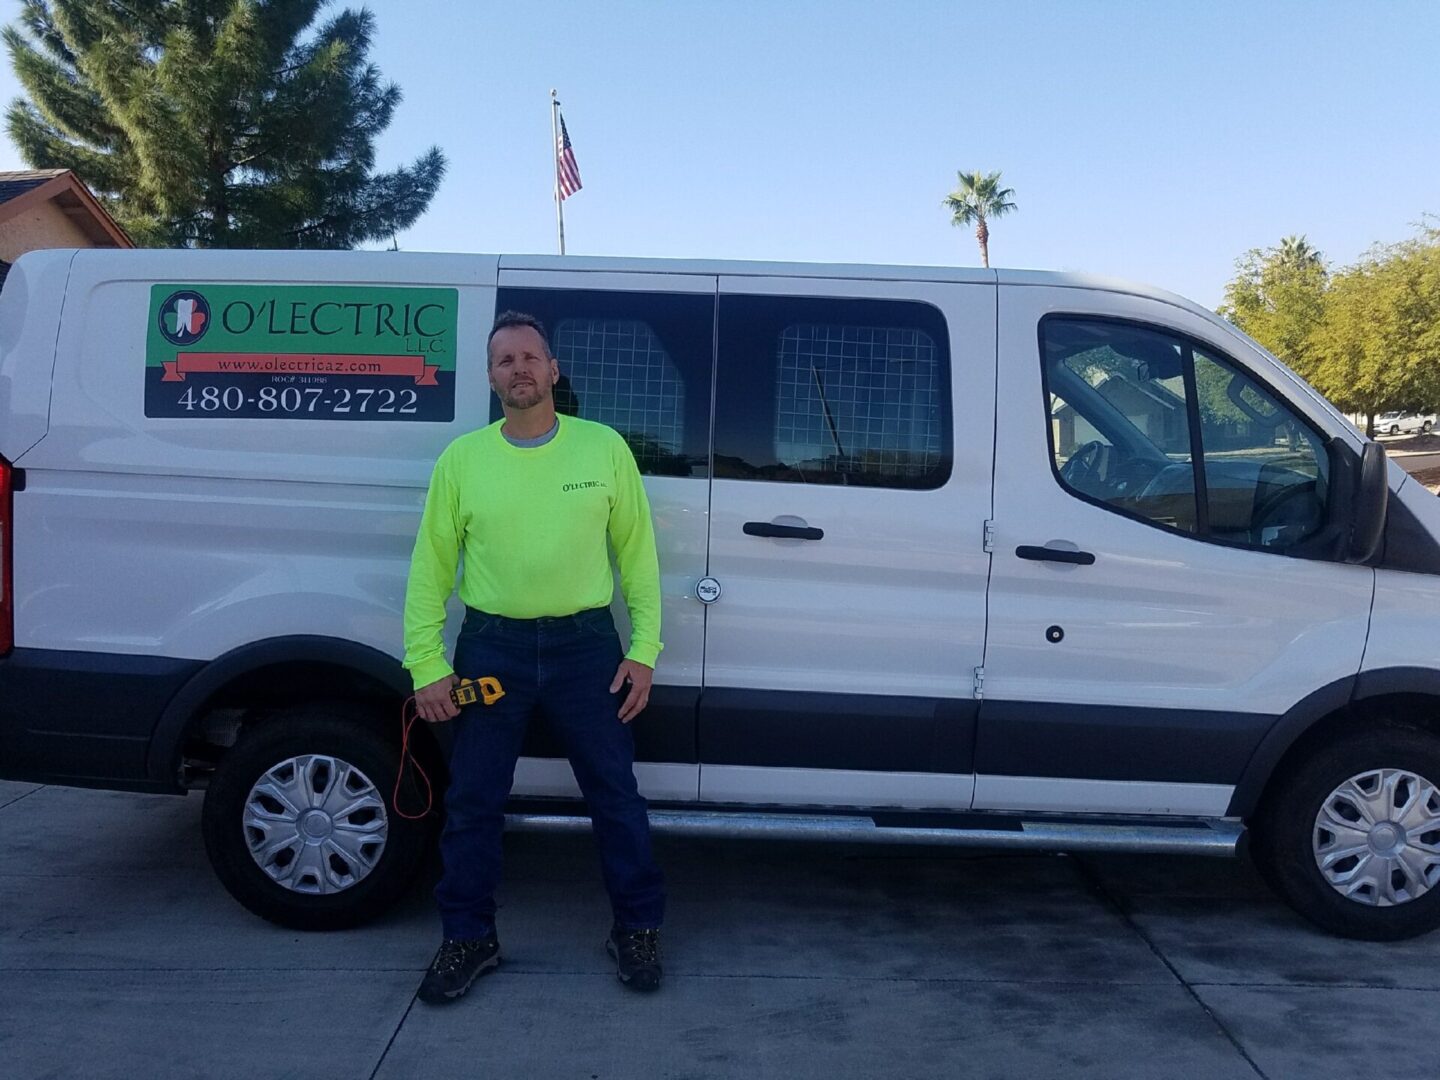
{"left": 403, "top": 311, "right": 666, "bottom": 1004}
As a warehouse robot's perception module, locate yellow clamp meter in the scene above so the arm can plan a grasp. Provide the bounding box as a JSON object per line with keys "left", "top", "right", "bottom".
{"left": 450, "top": 677, "right": 506, "bottom": 709}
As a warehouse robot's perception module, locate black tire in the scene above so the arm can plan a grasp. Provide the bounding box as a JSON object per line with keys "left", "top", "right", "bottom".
{"left": 1425, "top": 421, "right": 1434, "bottom": 433}
{"left": 202, "top": 704, "right": 436, "bottom": 931}
{"left": 1251, "top": 726, "right": 1440, "bottom": 940}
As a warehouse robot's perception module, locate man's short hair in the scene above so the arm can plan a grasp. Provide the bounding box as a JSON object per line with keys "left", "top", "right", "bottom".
{"left": 488, "top": 311, "right": 551, "bottom": 366}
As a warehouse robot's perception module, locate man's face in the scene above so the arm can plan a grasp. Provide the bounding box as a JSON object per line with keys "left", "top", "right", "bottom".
{"left": 488, "top": 325, "right": 559, "bottom": 410}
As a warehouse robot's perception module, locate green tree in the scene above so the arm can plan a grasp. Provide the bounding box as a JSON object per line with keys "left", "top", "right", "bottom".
{"left": 5, "top": 0, "right": 445, "bottom": 247}
{"left": 1276, "top": 234, "right": 1324, "bottom": 271}
{"left": 1218, "top": 234, "right": 1329, "bottom": 378}
{"left": 1308, "top": 230, "right": 1440, "bottom": 436}
{"left": 943, "top": 169, "right": 1016, "bottom": 268}
{"left": 1220, "top": 226, "right": 1440, "bottom": 438}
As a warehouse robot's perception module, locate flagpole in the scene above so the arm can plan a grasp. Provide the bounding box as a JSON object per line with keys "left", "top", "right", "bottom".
{"left": 550, "top": 89, "right": 566, "bottom": 256}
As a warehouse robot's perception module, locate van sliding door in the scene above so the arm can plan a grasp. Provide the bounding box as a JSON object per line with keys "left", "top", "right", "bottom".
{"left": 698, "top": 277, "right": 997, "bottom": 809}
{"left": 494, "top": 269, "right": 715, "bottom": 803}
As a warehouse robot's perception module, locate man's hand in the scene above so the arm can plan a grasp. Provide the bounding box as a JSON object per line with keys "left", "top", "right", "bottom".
{"left": 610, "top": 659, "right": 653, "bottom": 724}
{"left": 415, "top": 674, "right": 460, "bottom": 724}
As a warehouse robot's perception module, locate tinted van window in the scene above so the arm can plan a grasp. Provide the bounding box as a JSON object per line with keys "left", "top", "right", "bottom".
{"left": 715, "top": 294, "right": 952, "bottom": 489}
{"left": 492, "top": 288, "right": 713, "bottom": 477}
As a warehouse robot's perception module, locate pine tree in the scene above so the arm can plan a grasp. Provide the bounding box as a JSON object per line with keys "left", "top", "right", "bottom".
{"left": 5, "top": 0, "right": 446, "bottom": 248}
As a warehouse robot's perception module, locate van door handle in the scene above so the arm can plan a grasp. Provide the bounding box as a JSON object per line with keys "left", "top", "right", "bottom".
{"left": 1016, "top": 545, "right": 1095, "bottom": 566}
{"left": 744, "top": 521, "right": 824, "bottom": 541}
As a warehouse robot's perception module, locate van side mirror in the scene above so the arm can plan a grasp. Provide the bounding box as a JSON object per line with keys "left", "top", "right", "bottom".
{"left": 1346, "top": 441, "right": 1388, "bottom": 563}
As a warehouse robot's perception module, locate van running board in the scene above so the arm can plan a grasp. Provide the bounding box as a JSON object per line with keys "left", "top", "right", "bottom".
{"left": 504, "top": 810, "right": 1244, "bottom": 857}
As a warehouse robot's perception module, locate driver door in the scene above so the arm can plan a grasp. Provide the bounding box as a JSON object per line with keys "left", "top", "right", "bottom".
{"left": 974, "top": 285, "right": 1373, "bottom": 817}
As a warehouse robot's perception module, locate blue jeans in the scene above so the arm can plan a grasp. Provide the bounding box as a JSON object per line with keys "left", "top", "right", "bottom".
{"left": 435, "top": 605, "right": 665, "bottom": 939}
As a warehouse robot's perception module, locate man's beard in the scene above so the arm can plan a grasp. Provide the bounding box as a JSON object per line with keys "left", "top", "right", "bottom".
{"left": 498, "top": 380, "right": 548, "bottom": 410}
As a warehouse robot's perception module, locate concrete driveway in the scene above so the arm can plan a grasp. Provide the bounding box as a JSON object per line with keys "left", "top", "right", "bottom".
{"left": 4, "top": 778, "right": 1439, "bottom": 1080}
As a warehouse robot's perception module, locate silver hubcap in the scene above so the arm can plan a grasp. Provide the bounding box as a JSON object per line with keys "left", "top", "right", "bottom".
{"left": 1313, "top": 768, "right": 1440, "bottom": 907}
{"left": 243, "top": 754, "right": 389, "bottom": 895}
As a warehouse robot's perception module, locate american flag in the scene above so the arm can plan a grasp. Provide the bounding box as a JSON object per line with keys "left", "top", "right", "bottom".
{"left": 555, "top": 109, "right": 582, "bottom": 200}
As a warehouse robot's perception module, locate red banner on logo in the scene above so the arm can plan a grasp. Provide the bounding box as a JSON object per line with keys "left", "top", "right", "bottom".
{"left": 161, "top": 352, "right": 441, "bottom": 385}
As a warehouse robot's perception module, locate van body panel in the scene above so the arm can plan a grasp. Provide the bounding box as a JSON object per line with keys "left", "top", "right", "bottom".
{"left": 973, "top": 700, "right": 1273, "bottom": 783}
{"left": 514, "top": 758, "right": 700, "bottom": 802}
{"left": 502, "top": 254, "right": 997, "bottom": 285}
{"left": 27, "top": 249, "right": 496, "bottom": 486}
{"left": 14, "top": 252, "right": 496, "bottom": 679}
{"left": 693, "top": 689, "right": 974, "bottom": 777}
{"left": 1362, "top": 479, "right": 1440, "bottom": 677}
{"left": 1372, "top": 470, "right": 1440, "bottom": 575}
{"left": 14, "top": 469, "right": 442, "bottom": 657}
{"left": 0, "top": 647, "right": 200, "bottom": 787}
{"left": 696, "top": 765, "right": 976, "bottom": 811}
{"left": 971, "top": 775, "right": 1233, "bottom": 818}
{"left": 978, "top": 283, "right": 1374, "bottom": 812}
{"left": 1224, "top": 675, "right": 1359, "bottom": 819}
{"left": 0, "top": 249, "right": 75, "bottom": 461}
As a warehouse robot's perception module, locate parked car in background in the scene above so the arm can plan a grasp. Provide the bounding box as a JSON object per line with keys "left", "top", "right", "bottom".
{"left": 1378, "top": 411, "right": 1437, "bottom": 435}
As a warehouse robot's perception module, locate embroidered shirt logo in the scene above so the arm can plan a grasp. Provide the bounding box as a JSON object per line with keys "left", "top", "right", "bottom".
{"left": 563, "top": 480, "right": 607, "bottom": 492}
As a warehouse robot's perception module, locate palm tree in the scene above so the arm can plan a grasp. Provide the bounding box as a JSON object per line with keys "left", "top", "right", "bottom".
{"left": 1276, "top": 234, "right": 1324, "bottom": 271}
{"left": 943, "top": 170, "right": 1017, "bottom": 268}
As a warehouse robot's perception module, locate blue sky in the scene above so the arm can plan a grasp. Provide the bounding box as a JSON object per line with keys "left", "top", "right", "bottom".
{"left": 0, "top": 0, "right": 1435, "bottom": 308}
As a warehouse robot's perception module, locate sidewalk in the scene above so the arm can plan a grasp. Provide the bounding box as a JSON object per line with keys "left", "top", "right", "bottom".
{"left": 1376, "top": 432, "right": 1440, "bottom": 491}
{"left": 6, "top": 779, "right": 1440, "bottom": 1079}
{"left": 1375, "top": 432, "right": 1440, "bottom": 457}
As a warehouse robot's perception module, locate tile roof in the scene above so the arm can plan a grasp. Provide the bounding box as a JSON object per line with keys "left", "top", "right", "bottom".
{"left": 0, "top": 169, "right": 66, "bottom": 205}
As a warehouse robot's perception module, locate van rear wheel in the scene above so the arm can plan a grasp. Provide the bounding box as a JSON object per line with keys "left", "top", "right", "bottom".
{"left": 201, "top": 705, "right": 435, "bottom": 930}
{"left": 1252, "top": 728, "right": 1440, "bottom": 940}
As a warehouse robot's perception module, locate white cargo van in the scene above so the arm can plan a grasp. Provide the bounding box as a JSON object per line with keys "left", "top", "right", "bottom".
{"left": 4, "top": 249, "right": 1440, "bottom": 940}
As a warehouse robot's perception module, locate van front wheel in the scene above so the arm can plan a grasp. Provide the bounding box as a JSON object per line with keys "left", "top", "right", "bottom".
{"left": 1252, "top": 728, "right": 1440, "bottom": 940}
{"left": 201, "top": 705, "right": 434, "bottom": 930}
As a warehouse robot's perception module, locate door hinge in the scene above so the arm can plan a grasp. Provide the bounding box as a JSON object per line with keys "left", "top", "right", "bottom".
{"left": 983, "top": 520, "right": 995, "bottom": 553}
{"left": 973, "top": 666, "right": 985, "bottom": 700}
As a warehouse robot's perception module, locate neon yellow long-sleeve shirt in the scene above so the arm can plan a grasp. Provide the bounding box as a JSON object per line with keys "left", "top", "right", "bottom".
{"left": 402, "top": 415, "right": 663, "bottom": 689}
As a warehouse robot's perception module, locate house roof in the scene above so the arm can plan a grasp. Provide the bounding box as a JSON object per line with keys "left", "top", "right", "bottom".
{"left": 0, "top": 168, "right": 65, "bottom": 204}
{"left": 0, "top": 168, "right": 132, "bottom": 248}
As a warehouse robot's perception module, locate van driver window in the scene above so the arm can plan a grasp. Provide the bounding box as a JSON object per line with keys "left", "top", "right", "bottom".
{"left": 1045, "top": 320, "right": 1199, "bottom": 533}
{"left": 1043, "top": 317, "right": 1329, "bottom": 552}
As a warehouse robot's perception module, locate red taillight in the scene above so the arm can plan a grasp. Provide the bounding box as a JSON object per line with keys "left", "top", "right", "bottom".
{"left": 0, "top": 455, "right": 11, "bottom": 655}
